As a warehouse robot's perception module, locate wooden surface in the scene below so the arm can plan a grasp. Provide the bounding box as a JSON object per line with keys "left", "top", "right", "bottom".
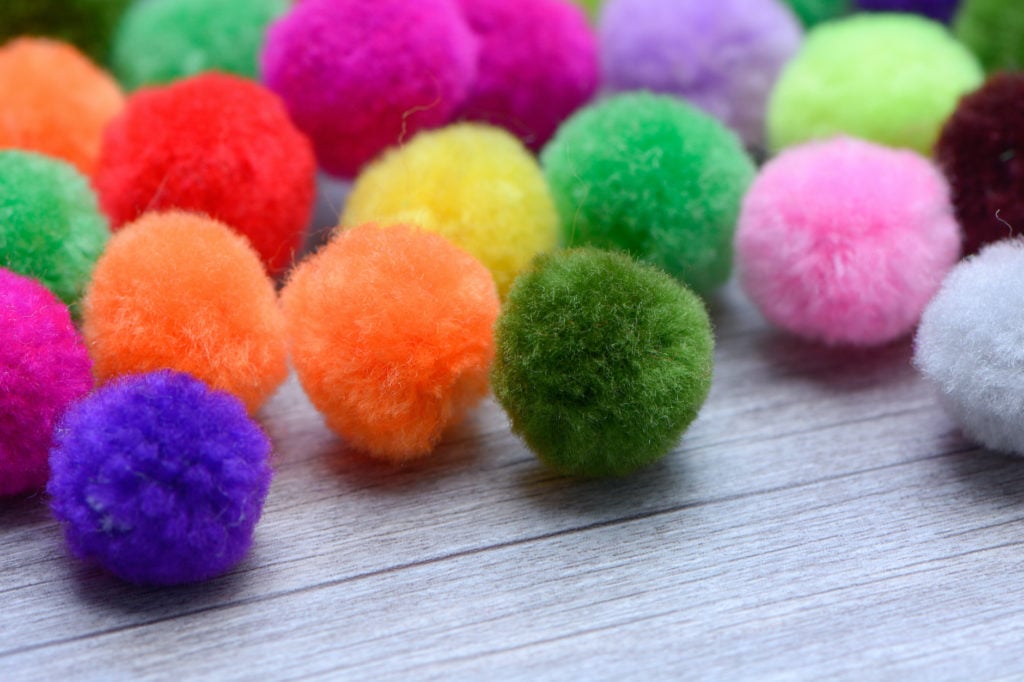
{"left": 3, "top": 276, "right": 1024, "bottom": 681}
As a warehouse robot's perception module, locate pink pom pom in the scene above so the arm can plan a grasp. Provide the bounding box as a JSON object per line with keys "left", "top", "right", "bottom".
{"left": 456, "top": 0, "right": 598, "bottom": 150}
{"left": 735, "top": 137, "right": 961, "bottom": 346}
{"left": 0, "top": 268, "right": 93, "bottom": 496}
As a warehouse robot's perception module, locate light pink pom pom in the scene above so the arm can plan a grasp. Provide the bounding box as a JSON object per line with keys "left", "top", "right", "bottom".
{"left": 736, "top": 137, "right": 961, "bottom": 346}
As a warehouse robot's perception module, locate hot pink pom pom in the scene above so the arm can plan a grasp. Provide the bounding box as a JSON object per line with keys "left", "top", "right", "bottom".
{"left": 456, "top": 0, "right": 598, "bottom": 150}
{"left": 0, "top": 269, "right": 92, "bottom": 496}
{"left": 736, "top": 137, "right": 961, "bottom": 346}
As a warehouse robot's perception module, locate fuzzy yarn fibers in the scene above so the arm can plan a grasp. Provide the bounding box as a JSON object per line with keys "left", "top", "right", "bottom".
{"left": 282, "top": 224, "right": 500, "bottom": 461}
{"left": 736, "top": 137, "right": 961, "bottom": 346}
{"left": 0, "top": 269, "right": 92, "bottom": 496}
{"left": 48, "top": 371, "right": 272, "bottom": 585}
{"left": 915, "top": 241, "right": 1024, "bottom": 456}
{"left": 600, "top": 0, "right": 802, "bottom": 148}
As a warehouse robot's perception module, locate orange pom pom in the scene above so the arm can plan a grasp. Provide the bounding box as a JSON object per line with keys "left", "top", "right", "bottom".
{"left": 83, "top": 211, "right": 288, "bottom": 413}
{"left": 281, "top": 224, "right": 500, "bottom": 461}
{"left": 0, "top": 38, "right": 124, "bottom": 176}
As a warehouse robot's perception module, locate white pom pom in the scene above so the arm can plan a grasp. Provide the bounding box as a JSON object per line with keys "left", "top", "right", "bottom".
{"left": 914, "top": 239, "right": 1024, "bottom": 454}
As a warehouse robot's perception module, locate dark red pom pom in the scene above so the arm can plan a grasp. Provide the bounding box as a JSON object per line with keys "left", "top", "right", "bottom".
{"left": 936, "top": 73, "right": 1024, "bottom": 255}
{"left": 95, "top": 72, "right": 316, "bottom": 275}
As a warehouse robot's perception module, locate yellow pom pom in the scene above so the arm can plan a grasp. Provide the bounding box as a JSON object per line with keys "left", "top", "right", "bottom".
{"left": 342, "top": 123, "right": 558, "bottom": 296}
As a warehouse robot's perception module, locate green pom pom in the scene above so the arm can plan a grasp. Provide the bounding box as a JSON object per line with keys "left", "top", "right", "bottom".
{"left": 0, "top": 0, "right": 131, "bottom": 61}
{"left": 112, "top": 0, "right": 289, "bottom": 90}
{"left": 0, "top": 151, "right": 110, "bottom": 308}
{"left": 768, "top": 14, "right": 983, "bottom": 155}
{"left": 541, "top": 93, "right": 755, "bottom": 296}
{"left": 492, "top": 248, "right": 714, "bottom": 478}
{"left": 955, "top": 0, "right": 1024, "bottom": 72}
{"left": 783, "top": 0, "right": 849, "bottom": 26}
{"left": 572, "top": 0, "right": 603, "bottom": 19}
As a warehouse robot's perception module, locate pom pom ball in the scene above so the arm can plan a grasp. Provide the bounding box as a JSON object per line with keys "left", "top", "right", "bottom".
{"left": 261, "top": 0, "right": 477, "bottom": 178}
{"left": 0, "top": 0, "right": 131, "bottom": 61}
{"left": 915, "top": 241, "right": 1024, "bottom": 455}
{"left": 736, "top": 137, "right": 960, "bottom": 346}
{"left": 95, "top": 73, "right": 315, "bottom": 276}
{"left": 573, "top": 0, "right": 603, "bottom": 18}
{"left": 83, "top": 211, "right": 288, "bottom": 414}
{"left": 783, "top": 0, "right": 849, "bottom": 26}
{"left": 0, "top": 269, "right": 92, "bottom": 497}
{"left": 954, "top": 0, "right": 1024, "bottom": 72}
{"left": 856, "top": 0, "right": 960, "bottom": 23}
{"left": 112, "top": 0, "right": 289, "bottom": 90}
{"left": 0, "top": 38, "right": 124, "bottom": 176}
{"left": 282, "top": 224, "right": 500, "bottom": 461}
{"left": 936, "top": 73, "right": 1024, "bottom": 256}
{"left": 48, "top": 371, "right": 272, "bottom": 586}
{"left": 492, "top": 248, "right": 714, "bottom": 478}
{"left": 0, "top": 151, "right": 110, "bottom": 308}
{"left": 599, "top": 0, "right": 802, "bottom": 148}
{"left": 455, "top": 0, "right": 598, "bottom": 150}
{"left": 767, "top": 14, "right": 982, "bottom": 155}
{"left": 343, "top": 123, "right": 558, "bottom": 297}
{"left": 541, "top": 93, "right": 756, "bottom": 296}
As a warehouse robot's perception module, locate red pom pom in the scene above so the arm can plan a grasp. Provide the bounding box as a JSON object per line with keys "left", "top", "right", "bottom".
{"left": 95, "top": 72, "right": 316, "bottom": 275}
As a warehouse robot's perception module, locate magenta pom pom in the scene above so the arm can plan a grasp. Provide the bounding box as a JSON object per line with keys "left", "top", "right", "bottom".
{"left": 736, "top": 137, "right": 961, "bottom": 346}
{"left": 456, "top": 0, "right": 598, "bottom": 150}
{"left": 599, "top": 0, "right": 802, "bottom": 148}
{"left": 261, "top": 0, "right": 478, "bottom": 177}
{"left": 0, "top": 268, "right": 92, "bottom": 496}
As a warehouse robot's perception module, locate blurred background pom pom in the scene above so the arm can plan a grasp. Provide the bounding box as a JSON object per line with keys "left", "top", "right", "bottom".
{"left": 83, "top": 211, "right": 288, "bottom": 413}
{"left": 48, "top": 371, "right": 272, "bottom": 586}
{"left": 856, "top": 0, "right": 960, "bottom": 23}
{"left": 736, "top": 137, "right": 961, "bottom": 345}
{"left": 95, "top": 73, "right": 316, "bottom": 275}
{"left": 261, "top": 0, "right": 478, "bottom": 178}
{"left": 343, "top": 123, "right": 558, "bottom": 297}
{"left": 600, "top": 0, "right": 803, "bottom": 149}
{"left": 492, "top": 248, "right": 714, "bottom": 478}
{"left": 282, "top": 224, "right": 500, "bottom": 462}
{"left": 0, "top": 0, "right": 131, "bottom": 61}
{"left": 0, "top": 151, "right": 110, "bottom": 308}
{"left": 783, "top": 0, "right": 849, "bottom": 27}
{"left": 954, "top": 0, "right": 1024, "bottom": 72}
{"left": 0, "top": 269, "right": 92, "bottom": 497}
{"left": 541, "top": 93, "right": 755, "bottom": 296}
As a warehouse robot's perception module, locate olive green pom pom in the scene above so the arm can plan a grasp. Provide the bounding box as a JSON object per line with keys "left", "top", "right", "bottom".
{"left": 0, "top": 151, "right": 110, "bottom": 309}
{"left": 112, "top": 0, "right": 289, "bottom": 90}
{"left": 492, "top": 248, "right": 714, "bottom": 478}
{"left": 542, "top": 93, "right": 755, "bottom": 296}
{"left": 955, "top": 0, "right": 1024, "bottom": 73}
{"left": 0, "top": 0, "right": 131, "bottom": 62}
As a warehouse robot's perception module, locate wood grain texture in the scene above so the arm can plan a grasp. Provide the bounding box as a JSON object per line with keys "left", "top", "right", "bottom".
{"left": 3, "top": 279, "right": 1023, "bottom": 681}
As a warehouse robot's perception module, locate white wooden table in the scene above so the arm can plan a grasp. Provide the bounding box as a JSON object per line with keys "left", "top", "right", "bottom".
{"left": 3, "top": 268, "right": 1020, "bottom": 680}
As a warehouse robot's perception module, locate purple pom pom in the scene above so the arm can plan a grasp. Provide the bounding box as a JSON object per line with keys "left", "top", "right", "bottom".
{"left": 856, "top": 0, "right": 960, "bottom": 23}
{"left": 456, "top": 0, "right": 599, "bottom": 150}
{"left": 599, "top": 0, "right": 802, "bottom": 148}
{"left": 0, "top": 268, "right": 92, "bottom": 497}
{"left": 48, "top": 371, "right": 272, "bottom": 586}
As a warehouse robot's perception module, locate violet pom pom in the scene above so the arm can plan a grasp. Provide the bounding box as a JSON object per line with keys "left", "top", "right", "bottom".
{"left": 48, "top": 371, "right": 272, "bottom": 586}
{"left": 0, "top": 269, "right": 92, "bottom": 496}
{"left": 856, "top": 0, "right": 960, "bottom": 23}
{"left": 599, "top": 0, "right": 802, "bottom": 148}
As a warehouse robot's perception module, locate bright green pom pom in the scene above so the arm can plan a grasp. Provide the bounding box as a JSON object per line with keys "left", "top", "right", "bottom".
{"left": 572, "top": 0, "right": 603, "bottom": 19}
{"left": 783, "top": 0, "right": 849, "bottom": 26}
{"left": 541, "top": 93, "right": 755, "bottom": 296}
{"left": 0, "top": 0, "right": 131, "bottom": 61}
{"left": 493, "top": 248, "right": 714, "bottom": 478}
{"left": 768, "top": 14, "right": 983, "bottom": 155}
{"left": 112, "top": 0, "right": 289, "bottom": 90}
{"left": 955, "top": 0, "right": 1024, "bottom": 72}
{"left": 0, "top": 151, "right": 110, "bottom": 308}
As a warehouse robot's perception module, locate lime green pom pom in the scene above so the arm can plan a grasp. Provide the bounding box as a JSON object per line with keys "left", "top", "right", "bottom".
{"left": 572, "top": 0, "right": 603, "bottom": 18}
{"left": 955, "top": 0, "right": 1024, "bottom": 72}
{"left": 0, "top": 0, "right": 131, "bottom": 61}
{"left": 768, "top": 14, "right": 983, "bottom": 155}
{"left": 112, "top": 0, "right": 289, "bottom": 90}
{"left": 542, "top": 93, "right": 755, "bottom": 296}
{"left": 493, "top": 248, "right": 714, "bottom": 478}
{"left": 0, "top": 151, "right": 110, "bottom": 308}
{"left": 784, "top": 0, "right": 849, "bottom": 26}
